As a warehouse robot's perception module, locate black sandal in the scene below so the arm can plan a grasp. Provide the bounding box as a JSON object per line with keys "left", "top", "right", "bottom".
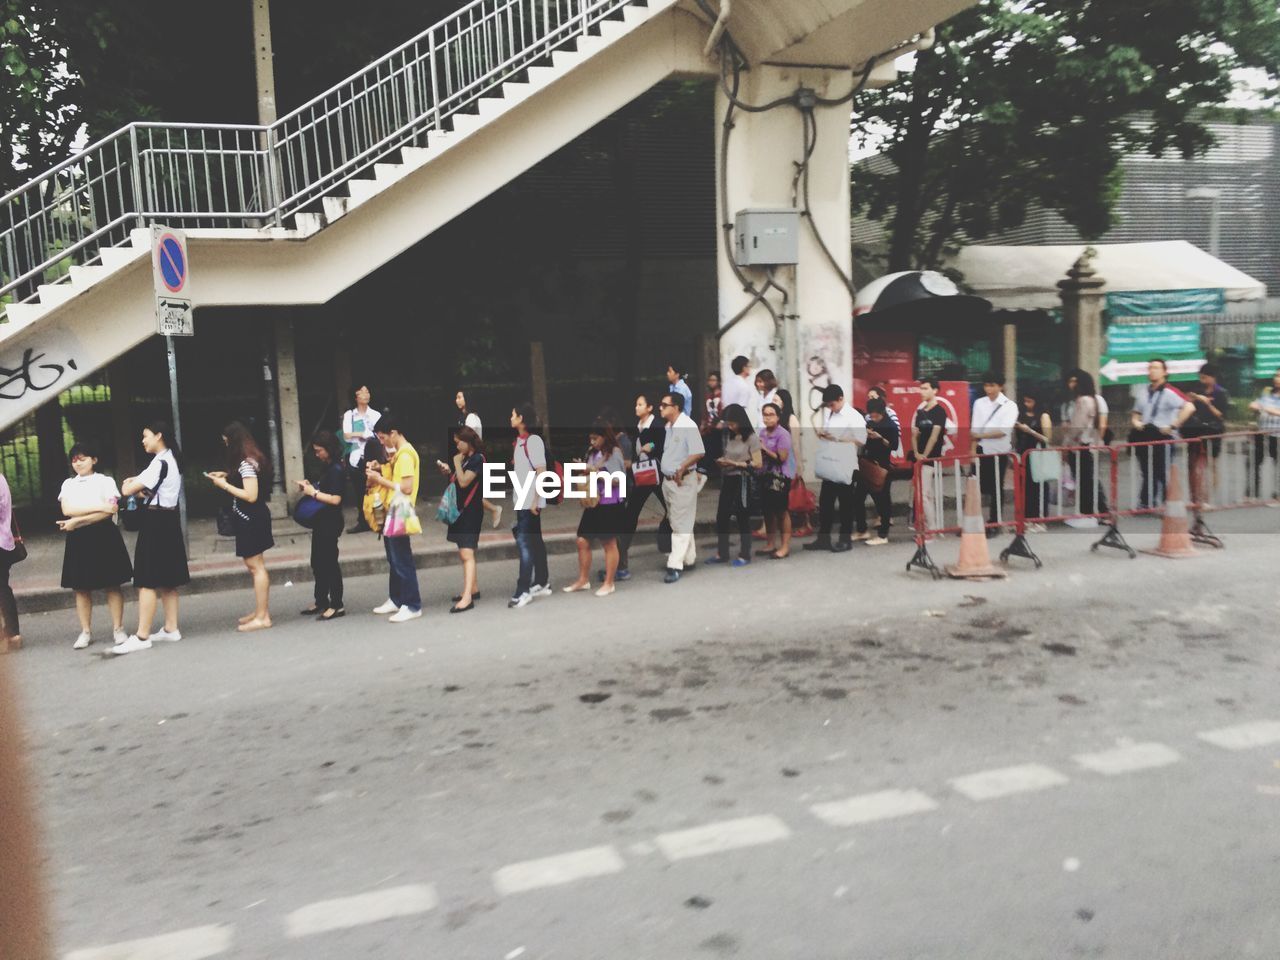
{"left": 299, "top": 606, "right": 321, "bottom": 616}
{"left": 318, "top": 608, "right": 345, "bottom": 621}
{"left": 451, "top": 592, "right": 480, "bottom": 603}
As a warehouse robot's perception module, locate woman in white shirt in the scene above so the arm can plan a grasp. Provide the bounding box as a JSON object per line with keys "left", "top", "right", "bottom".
{"left": 57, "top": 441, "right": 133, "bottom": 649}
{"left": 115, "top": 420, "right": 189, "bottom": 655}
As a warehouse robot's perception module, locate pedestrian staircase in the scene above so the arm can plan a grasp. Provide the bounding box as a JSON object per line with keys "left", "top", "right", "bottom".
{"left": 0, "top": 0, "right": 965, "bottom": 430}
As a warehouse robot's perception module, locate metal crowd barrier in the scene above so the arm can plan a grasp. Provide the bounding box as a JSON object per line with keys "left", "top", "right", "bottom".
{"left": 907, "top": 451, "right": 1024, "bottom": 579}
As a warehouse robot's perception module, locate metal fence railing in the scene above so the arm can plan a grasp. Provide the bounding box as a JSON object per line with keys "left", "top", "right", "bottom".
{"left": 1, "top": 0, "right": 643, "bottom": 321}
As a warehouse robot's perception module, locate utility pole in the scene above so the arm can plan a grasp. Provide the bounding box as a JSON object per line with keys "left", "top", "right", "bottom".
{"left": 250, "top": 0, "right": 305, "bottom": 509}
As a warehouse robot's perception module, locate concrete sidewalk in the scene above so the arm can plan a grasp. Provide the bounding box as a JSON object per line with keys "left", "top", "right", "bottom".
{"left": 12, "top": 496, "right": 716, "bottom": 613}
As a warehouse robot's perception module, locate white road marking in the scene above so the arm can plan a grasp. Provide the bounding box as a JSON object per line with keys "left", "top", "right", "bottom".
{"left": 810, "top": 788, "right": 939, "bottom": 827}
{"left": 1198, "top": 720, "right": 1280, "bottom": 751}
{"left": 1073, "top": 742, "right": 1182, "bottom": 776}
{"left": 949, "top": 763, "right": 1069, "bottom": 801}
{"left": 654, "top": 815, "right": 791, "bottom": 861}
{"left": 493, "top": 845, "right": 625, "bottom": 895}
{"left": 284, "top": 884, "right": 438, "bottom": 938}
{"left": 65, "top": 925, "right": 233, "bottom": 960}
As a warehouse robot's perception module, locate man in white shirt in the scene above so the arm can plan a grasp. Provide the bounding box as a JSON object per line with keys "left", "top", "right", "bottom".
{"left": 721, "top": 356, "right": 757, "bottom": 420}
{"left": 803, "top": 384, "right": 866, "bottom": 552}
{"left": 341, "top": 385, "right": 381, "bottom": 532}
{"left": 659, "top": 391, "right": 706, "bottom": 583}
{"left": 970, "top": 373, "right": 1019, "bottom": 532}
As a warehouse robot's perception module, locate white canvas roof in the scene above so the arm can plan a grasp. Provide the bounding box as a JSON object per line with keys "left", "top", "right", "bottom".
{"left": 950, "top": 240, "right": 1266, "bottom": 311}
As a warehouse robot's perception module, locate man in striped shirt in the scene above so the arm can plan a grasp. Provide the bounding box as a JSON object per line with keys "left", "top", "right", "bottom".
{"left": 1249, "top": 367, "right": 1280, "bottom": 500}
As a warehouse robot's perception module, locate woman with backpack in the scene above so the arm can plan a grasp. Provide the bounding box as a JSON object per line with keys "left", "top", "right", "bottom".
{"left": 437, "top": 425, "right": 485, "bottom": 613}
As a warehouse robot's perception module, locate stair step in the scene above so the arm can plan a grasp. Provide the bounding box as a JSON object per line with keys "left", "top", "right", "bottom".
{"left": 499, "top": 80, "right": 534, "bottom": 106}
{"left": 129, "top": 227, "right": 152, "bottom": 248}
{"left": 321, "top": 196, "right": 349, "bottom": 222}
{"left": 551, "top": 48, "right": 583, "bottom": 70}
{"left": 400, "top": 146, "right": 432, "bottom": 167}
{"left": 526, "top": 65, "right": 557, "bottom": 87}
{"left": 622, "top": 3, "right": 654, "bottom": 24}
{"left": 292, "top": 212, "right": 324, "bottom": 235}
{"left": 451, "top": 112, "right": 484, "bottom": 135}
{"left": 574, "top": 32, "right": 609, "bottom": 56}
{"left": 346, "top": 178, "right": 379, "bottom": 203}
{"left": 373, "top": 162, "right": 405, "bottom": 183}
{"left": 36, "top": 283, "right": 77, "bottom": 308}
{"left": 69, "top": 264, "right": 107, "bottom": 286}
{"left": 1, "top": 302, "right": 42, "bottom": 328}
{"left": 100, "top": 246, "right": 142, "bottom": 270}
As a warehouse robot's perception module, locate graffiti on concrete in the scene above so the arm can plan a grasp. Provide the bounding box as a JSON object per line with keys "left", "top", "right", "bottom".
{"left": 0, "top": 348, "right": 78, "bottom": 401}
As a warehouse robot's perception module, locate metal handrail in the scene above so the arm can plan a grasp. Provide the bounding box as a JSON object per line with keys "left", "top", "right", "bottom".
{"left": 1, "top": 0, "right": 641, "bottom": 320}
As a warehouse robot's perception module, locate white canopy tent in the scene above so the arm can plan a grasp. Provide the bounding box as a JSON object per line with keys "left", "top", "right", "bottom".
{"left": 950, "top": 240, "right": 1267, "bottom": 311}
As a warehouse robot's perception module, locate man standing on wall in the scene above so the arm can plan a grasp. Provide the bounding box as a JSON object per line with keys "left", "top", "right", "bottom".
{"left": 658, "top": 392, "right": 706, "bottom": 583}
{"left": 341, "top": 385, "right": 381, "bottom": 533}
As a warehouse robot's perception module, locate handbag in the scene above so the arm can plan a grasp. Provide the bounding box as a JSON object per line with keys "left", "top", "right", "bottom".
{"left": 857, "top": 456, "right": 889, "bottom": 493}
{"left": 814, "top": 439, "right": 857, "bottom": 484}
{"left": 122, "top": 459, "right": 169, "bottom": 532}
{"left": 216, "top": 506, "right": 236, "bottom": 537}
{"left": 788, "top": 476, "right": 816, "bottom": 514}
{"left": 762, "top": 469, "right": 789, "bottom": 495}
{"left": 293, "top": 494, "right": 324, "bottom": 529}
{"left": 5, "top": 517, "right": 27, "bottom": 564}
{"left": 632, "top": 455, "right": 659, "bottom": 488}
{"left": 1027, "top": 448, "right": 1061, "bottom": 485}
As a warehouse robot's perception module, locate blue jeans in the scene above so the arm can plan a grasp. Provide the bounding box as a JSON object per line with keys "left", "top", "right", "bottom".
{"left": 513, "top": 509, "right": 549, "bottom": 596}
{"left": 384, "top": 535, "right": 421, "bottom": 611}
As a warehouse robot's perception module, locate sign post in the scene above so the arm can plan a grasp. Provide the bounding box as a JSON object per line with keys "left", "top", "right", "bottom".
{"left": 152, "top": 226, "right": 193, "bottom": 553}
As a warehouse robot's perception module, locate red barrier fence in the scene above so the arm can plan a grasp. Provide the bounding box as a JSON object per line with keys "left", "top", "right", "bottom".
{"left": 907, "top": 429, "right": 1280, "bottom": 578}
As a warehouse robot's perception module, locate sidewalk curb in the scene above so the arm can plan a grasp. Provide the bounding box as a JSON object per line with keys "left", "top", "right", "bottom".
{"left": 15, "top": 521, "right": 721, "bottom": 614}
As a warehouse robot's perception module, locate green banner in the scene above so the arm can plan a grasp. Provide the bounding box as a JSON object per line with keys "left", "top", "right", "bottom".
{"left": 1106, "top": 322, "right": 1202, "bottom": 359}
{"left": 1256, "top": 323, "right": 1280, "bottom": 379}
{"left": 1106, "top": 288, "right": 1225, "bottom": 317}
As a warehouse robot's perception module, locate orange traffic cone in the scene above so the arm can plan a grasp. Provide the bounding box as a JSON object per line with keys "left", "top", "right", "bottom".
{"left": 1141, "top": 464, "right": 1199, "bottom": 559}
{"left": 946, "top": 474, "right": 1007, "bottom": 580}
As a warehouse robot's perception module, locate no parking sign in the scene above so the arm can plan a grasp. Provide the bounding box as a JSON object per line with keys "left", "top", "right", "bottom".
{"left": 152, "top": 226, "right": 194, "bottom": 336}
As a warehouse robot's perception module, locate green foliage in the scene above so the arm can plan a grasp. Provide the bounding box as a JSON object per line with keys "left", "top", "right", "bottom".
{"left": 851, "top": 0, "right": 1280, "bottom": 272}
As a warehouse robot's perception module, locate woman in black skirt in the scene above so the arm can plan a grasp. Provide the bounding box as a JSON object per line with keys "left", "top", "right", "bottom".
{"left": 562, "top": 421, "right": 626, "bottom": 597}
{"left": 115, "top": 420, "right": 188, "bottom": 655}
{"left": 437, "top": 425, "right": 485, "bottom": 613}
{"left": 57, "top": 441, "right": 133, "bottom": 650}
{"left": 206, "top": 421, "right": 275, "bottom": 632}
{"left": 296, "top": 430, "right": 346, "bottom": 621}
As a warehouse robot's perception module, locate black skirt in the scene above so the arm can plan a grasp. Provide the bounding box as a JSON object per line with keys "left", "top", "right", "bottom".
{"left": 133, "top": 509, "right": 190, "bottom": 589}
{"left": 61, "top": 520, "right": 133, "bottom": 591}
{"left": 577, "top": 501, "right": 627, "bottom": 541}
{"left": 234, "top": 500, "right": 275, "bottom": 559}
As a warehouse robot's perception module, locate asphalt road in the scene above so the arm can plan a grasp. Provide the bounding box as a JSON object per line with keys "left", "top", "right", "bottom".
{"left": 11, "top": 515, "right": 1280, "bottom": 960}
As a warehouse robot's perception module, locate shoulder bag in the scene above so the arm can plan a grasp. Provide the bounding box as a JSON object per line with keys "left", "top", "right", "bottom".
{"left": 122, "top": 459, "right": 169, "bottom": 532}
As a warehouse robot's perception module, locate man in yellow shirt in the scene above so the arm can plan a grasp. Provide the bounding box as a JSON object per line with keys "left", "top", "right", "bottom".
{"left": 367, "top": 417, "right": 422, "bottom": 622}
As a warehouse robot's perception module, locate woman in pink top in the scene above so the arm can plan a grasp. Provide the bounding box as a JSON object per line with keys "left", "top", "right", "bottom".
{"left": 758, "top": 402, "right": 795, "bottom": 559}
{"left": 0, "top": 473, "right": 22, "bottom": 652}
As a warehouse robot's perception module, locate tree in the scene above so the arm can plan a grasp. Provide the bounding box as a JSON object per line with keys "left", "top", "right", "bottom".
{"left": 850, "top": 0, "right": 1280, "bottom": 272}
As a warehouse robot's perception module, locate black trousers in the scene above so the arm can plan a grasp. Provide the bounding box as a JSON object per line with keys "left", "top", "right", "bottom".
{"left": 853, "top": 476, "right": 892, "bottom": 538}
{"left": 311, "top": 522, "right": 343, "bottom": 608}
{"left": 1137, "top": 444, "right": 1168, "bottom": 508}
{"left": 1074, "top": 450, "right": 1109, "bottom": 516}
{"left": 1253, "top": 435, "right": 1279, "bottom": 498}
{"left": 618, "top": 484, "right": 666, "bottom": 569}
{"left": 0, "top": 558, "right": 18, "bottom": 639}
{"left": 817, "top": 479, "right": 855, "bottom": 543}
{"left": 978, "top": 456, "right": 1009, "bottom": 524}
{"left": 716, "top": 475, "right": 753, "bottom": 560}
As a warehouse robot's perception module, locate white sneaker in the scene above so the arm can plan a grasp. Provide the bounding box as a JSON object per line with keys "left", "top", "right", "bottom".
{"left": 73, "top": 631, "right": 91, "bottom": 650}
{"left": 112, "top": 628, "right": 128, "bottom": 645}
{"left": 508, "top": 592, "right": 532, "bottom": 609}
{"left": 373, "top": 599, "right": 399, "bottom": 615}
{"left": 388, "top": 606, "right": 422, "bottom": 623}
{"left": 151, "top": 628, "right": 182, "bottom": 643}
{"left": 865, "top": 537, "right": 889, "bottom": 546}
{"left": 490, "top": 504, "right": 504, "bottom": 529}
{"left": 531, "top": 583, "right": 552, "bottom": 598}
{"left": 110, "top": 635, "right": 152, "bottom": 655}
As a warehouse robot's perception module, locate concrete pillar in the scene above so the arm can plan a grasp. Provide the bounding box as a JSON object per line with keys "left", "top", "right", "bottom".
{"left": 714, "top": 65, "right": 856, "bottom": 430}
{"left": 274, "top": 316, "right": 306, "bottom": 509}
{"left": 1058, "top": 247, "right": 1106, "bottom": 385}
{"left": 35, "top": 398, "right": 67, "bottom": 517}
{"left": 107, "top": 359, "right": 136, "bottom": 480}
{"left": 530, "top": 341, "right": 550, "bottom": 434}
{"left": 1002, "top": 320, "right": 1018, "bottom": 400}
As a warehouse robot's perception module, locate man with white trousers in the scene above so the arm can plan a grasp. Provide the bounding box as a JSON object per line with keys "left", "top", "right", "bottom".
{"left": 658, "top": 392, "right": 706, "bottom": 583}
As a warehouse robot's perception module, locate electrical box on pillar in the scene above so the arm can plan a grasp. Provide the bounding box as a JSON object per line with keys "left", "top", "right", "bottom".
{"left": 734, "top": 209, "right": 800, "bottom": 266}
